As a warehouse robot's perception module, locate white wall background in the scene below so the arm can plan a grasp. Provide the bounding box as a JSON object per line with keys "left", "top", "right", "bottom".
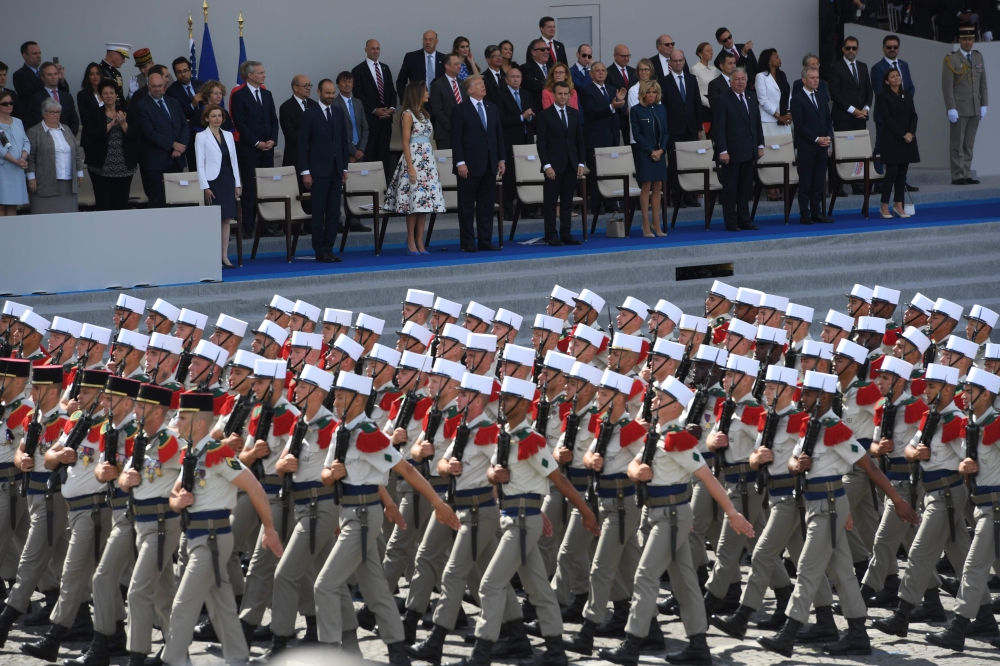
{"left": 4, "top": 0, "right": 817, "bottom": 150}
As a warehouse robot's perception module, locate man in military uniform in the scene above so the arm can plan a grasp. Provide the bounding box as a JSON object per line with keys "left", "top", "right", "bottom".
{"left": 943, "top": 25, "right": 988, "bottom": 185}
{"left": 463, "top": 302, "right": 496, "bottom": 335}
{"left": 10, "top": 310, "right": 50, "bottom": 364}
{"left": 320, "top": 309, "right": 353, "bottom": 351}
{"left": 756, "top": 294, "right": 789, "bottom": 329}
{"left": 112, "top": 294, "right": 145, "bottom": 334}
{"left": 46, "top": 317, "right": 82, "bottom": 374}
{"left": 145, "top": 299, "right": 179, "bottom": 336}
{"left": 428, "top": 298, "right": 461, "bottom": 356}
{"left": 964, "top": 305, "right": 997, "bottom": 367}
{"left": 782, "top": 303, "right": 814, "bottom": 373}
{"left": 0, "top": 359, "right": 33, "bottom": 550}
{"left": 396, "top": 321, "right": 433, "bottom": 355}
{"left": 250, "top": 320, "right": 287, "bottom": 361}
{"left": 62, "top": 325, "right": 112, "bottom": 413}
{"left": 870, "top": 286, "right": 902, "bottom": 354}
{"left": 0, "top": 302, "right": 31, "bottom": 352}
{"left": 99, "top": 43, "right": 131, "bottom": 103}
{"left": 209, "top": 314, "right": 249, "bottom": 362}
{"left": 353, "top": 314, "right": 385, "bottom": 359}
{"left": 107, "top": 329, "right": 150, "bottom": 381}
{"left": 491, "top": 309, "right": 523, "bottom": 362}
{"left": 129, "top": 48, "right": 153, "bottom": 100}
{"left": 846, "top": 284, "right": 873, "bottom": 325}
{"left": 401, "top": 289, "right": 435, "bottom": 328}
{"left": 704, "top": 281, "right": 737, "bottom": 346}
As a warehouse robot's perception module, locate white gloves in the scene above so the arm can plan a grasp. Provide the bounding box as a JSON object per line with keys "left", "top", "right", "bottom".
{"left": 948, "top": 109, "right": 959, "bottom": 123}
{"left": 981, "top": 106, "right": 988, "bottom": 119}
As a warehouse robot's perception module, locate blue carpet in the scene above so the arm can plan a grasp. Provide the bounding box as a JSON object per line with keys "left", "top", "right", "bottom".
{"left": 220, "top": 197, "right": 997, "bottom": 282}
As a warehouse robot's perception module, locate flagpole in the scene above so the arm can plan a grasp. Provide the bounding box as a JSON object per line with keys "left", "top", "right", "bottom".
{"left": 203, "top": 0, "right": 209, "bottom": 23}
{"left": 239, "top": 10, "right": 244, "bottom": 37}
{"left": 188, "top": 11, "right": 193, "bottom": 39}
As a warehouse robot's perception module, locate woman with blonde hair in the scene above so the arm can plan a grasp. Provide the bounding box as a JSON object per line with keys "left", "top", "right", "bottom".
{"left": 384, "top": 82, "right": 446, "bottom": 255}
{"left": 630, "top": 80, "right": 669, "bottom": 237}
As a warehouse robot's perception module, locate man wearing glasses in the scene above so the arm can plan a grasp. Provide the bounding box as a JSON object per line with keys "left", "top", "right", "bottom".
{"left": 715, "top": 27, "right": 757, "bottom": 88}
{"left": 828, "top": 36, "right": 873, "bottom": 195}
{"left": 521, "top": 39, "right": 553, "bottom": 96}
{"left": 650, "top": 35, "right": 688, "bottom": 84}
{"left": 870, "top": 34, "right": 917, "bottom": 191}
{"left": 279, "top": 75, "right": 315, "bottom": 215}
{"left": 606, "top": 45, "right": 636, "bottom": 143}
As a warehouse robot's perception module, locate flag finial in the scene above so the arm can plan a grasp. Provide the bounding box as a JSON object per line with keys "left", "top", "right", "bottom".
{"left": 188, "top": 11, "right": 193, "bottom": 39}
{"left": 238, "top": 10, "right": 244, "bottom": 37}
{"left": 203, "top": 0, "right": 209, "bottom": 23}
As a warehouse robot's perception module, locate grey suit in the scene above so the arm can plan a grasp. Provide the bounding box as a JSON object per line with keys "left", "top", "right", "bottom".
{"left": 26, "top": 123, "right": 83, "bottom": 213}
{"left": 334, "top": 94, "right": 369, "bottom": 157}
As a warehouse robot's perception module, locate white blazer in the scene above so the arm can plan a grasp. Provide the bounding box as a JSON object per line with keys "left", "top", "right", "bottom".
{"left": 195, "top": 129, "right": 241, "bottom": 189}
{"left": 755, "top": 72, "right": 783, "bottom": 123}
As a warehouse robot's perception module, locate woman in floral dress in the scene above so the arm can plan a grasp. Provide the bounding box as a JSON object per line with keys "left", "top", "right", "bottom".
{"left": 384, "top": 82, "right": 446, "bottom": 255}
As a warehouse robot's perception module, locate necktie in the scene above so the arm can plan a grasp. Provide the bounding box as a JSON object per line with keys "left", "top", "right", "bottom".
{"left": 739, "top": 93, "right": 748, "bottom": 116}
{"left": 427, "top": 54, "right": 434, "bottom": 89}
{"left": 477, "top": 101, "right": 487, "bottom": 129}
{"left": 452, "top": 79, "right": 462, "bottom": 104}
{"left": 891, "top": 61, "right": 899, "bottom": 71}
{"left": 186, "top": 85, "right": 194, "bottom": 101}
{"left": 678, "top": 75, "right": 686, "bottom": 102}
{"left": 851, "top": 62, "right": 858, "bottom": 85}
{"left": 601, "top": 86, "right": 610, "bottom": 104}
{"left": 325, "top": 106, "right": 331, "bottom": 122}
{"left": 157, "top": 99, "right": 169, "bottom": 118}
{"left": 967, "top": 52, "right": 973, "bottom": 67}
{"left": 254, "top": 88, "right": 262, "bottom": 107}
{"left": 495, "top": 71, "right": 501, "bottom": 87}
{"left": 514, "top": 89, "right": 522, "bottom": 110}
{"left": 584, "top": 66, "right": 589, "bottom": 75}
{"left": 541, "top": 64, "right": 547, "bottom": 78}
{"left": 622, "top": 67, "right": 629, "bottom": 87}
{"left": 347, "top": 98, "right": 358, "bottom": 144}
{"left": 374, "top": 63, "right": 385, "bottom": 105}
{"left": 51, "top": 89, "right": 59, "bottom": 103}
{"left": 560, "top": 107, "right": 567, "bottom": 128}
{"left": 549, "top": 41, "right": 557, "bottom": 64}
{"left": 810, "top": 92, "right": 818, "bottom": 110}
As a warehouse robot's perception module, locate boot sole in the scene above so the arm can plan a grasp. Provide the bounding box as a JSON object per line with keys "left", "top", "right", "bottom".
{"left": 909, "top": 614, "right": 947, "bottom": 623}
{"left": 562, "top": 644, "right": 593, "bottom": 656}
{"left": 594, "top": 651, "right": 639, "bottom": 666}
{"left": 19, "top": 646, "right": 59, "bottom": 662}
{"left": 707, "top": 616, "right": 746, "bottom": 640}
{"left": 757, "top": 637, "right": 793, "bottom": 658}
{"left": 795, "top": 632, "right": 839, "bottom": 644}
{"left": 872, "top": 623, "right": 907, "bottom": 638}
{"left": 925, "top": 636, "right": 964, "bottom": 652}
{"left": 756, "top": 618, "right": 786, "bottom": 630}
{"left": 823, "top": 647, "right": 872, "bottom": 655}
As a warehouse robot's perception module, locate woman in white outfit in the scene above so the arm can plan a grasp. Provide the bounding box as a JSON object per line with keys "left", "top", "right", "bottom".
{"left": 754, "top": 49, "right": 792, "bottom": 201}
{"left": 196, "top": 104, "right": 242, "bottom": 268}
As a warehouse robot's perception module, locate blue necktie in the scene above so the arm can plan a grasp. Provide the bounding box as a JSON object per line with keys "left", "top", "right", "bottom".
{"left": 157, "top": 99, "right": 169, "bottom": 118}
{"left": 601, "top": 86, "right": 610, "bottom": 104}
{"left": 678, "top": 75, "right": 686, "bottom": 102}
{"left": 560, "top": 108, "right": 567, "bottom": 128}
{"left": 347, "top": 98, "right": 358, "bottom": 144}
{"left": 427, "top": 54, "right": 434, "bottom": 89}
{"left": 477, "top": 102, "right": 487, "bottom": 129}
{"left": 514, "top": 89, "right": 522, "bottom": 110}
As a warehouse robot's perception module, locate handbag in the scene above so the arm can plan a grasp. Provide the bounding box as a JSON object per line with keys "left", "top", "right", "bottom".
{"left": 605, "top": 211, "right": 625, "bottom": 238}
{"left": 903, "top": 190, "right": 916, "bottom": 217}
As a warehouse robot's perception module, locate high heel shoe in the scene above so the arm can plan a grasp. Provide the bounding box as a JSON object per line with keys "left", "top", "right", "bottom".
{"left": 643, "top": 231, "right": 655, "bottom": 238}
{"left": 407, "top": 250, "right": 421, "bottom": 256}
{"left": 894, "top": 208, "right": 911, "bottom": 218}
{"left": 879, "top": 210, "right": 894, "bottom": 219}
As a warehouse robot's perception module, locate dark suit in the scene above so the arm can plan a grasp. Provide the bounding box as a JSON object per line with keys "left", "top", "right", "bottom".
{"left": 606, "top": 64, "right": 636, "bottom": 143}
{"left": 580, "top": 82, "right": 621, "bottom": 211}
{"left": 76, "top": 89, "right": 103, "bottom": 143}
{"left": 828, "top": 58, "right": 873, "bottom": 131}
{"left": 790, "top": 87, "right": 834, "bottom": 220}
{"left": 27, "top": 87, "right": 79, "bottom": 135}
{"left": 650, "top": 54, "right": 691, "bottom": 86}
{"left": 498, "top": 85, "right": 535, "bottom": 215}
{"left": 713, "top": 89, "right": 764, "bottom": 229}
{"left": 869, "top": 58, "right": 914, "bottom": 174}
{"left": 482, "top": 68, "right": 506, "bottom": 105}
{"left": 299, "top": 103, "right": 350, "bottom": 254}
{"left": 350, "top": 60, "right": 397, "bottom": 177}
{"left": 231, "top": 84, "right": 280, "bottom": 231}
{"left": 707, "top": 75, "right": 731, "bottom": 110}
{"left": 13, "top": 65, "right": 67, "bottom": 110}
{"left": 429, "top": 75, "right": 467, "bottom": 149}
{"left": 536, "top": 104, "right": 585, "bottom": 239}
{"left": 451, "top": 97, "right": 505, "bottom": 249}
{"left": 135, "top": 94, "right": 190, "bottom": 208}
{"left": 520, "top": 60, "right": 549, "bottom": 97}
{"left": 279, "top": 95, "right": 314, "bottom": 212}
{"left": 661, "top": 70, "right": 704, "bottom": 205}
{"left": 526, "top": 40, "right": 567, "bottom": 67}
{"left": 396, "top": 50, "right": 447, "bottom": 96}
{"left": 570, "top": 64, "right": 591, "bottom": 91}
{"left": 719, "top": 45, "right": 758, "bottom": 88}
{"left": 166, "top": 79, "right": 203, "bottom": 170}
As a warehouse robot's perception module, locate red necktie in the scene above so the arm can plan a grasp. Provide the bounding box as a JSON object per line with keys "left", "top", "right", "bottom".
{"left": 549, "top": 41, "right": 557, "bottom": 64}
{"left": 374, "top": 62, "right": 385, "bottom": 105}
{"left": 622, "top": 68, "right": 628, "bottom": 88}
{"left": 51, "top": 89, "right": 59, "bottom": 103}
{"left": 451, "top": 79, "right": 462, "bottom": 104}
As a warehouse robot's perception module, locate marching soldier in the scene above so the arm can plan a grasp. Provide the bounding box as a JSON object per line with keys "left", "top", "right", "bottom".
{"left": 964, "top": 305, "right": 997, "bottom": 367}
{"left": 535, "top": 350, "right": 575, "bottom": 576}
{"left": 163, "top": 392, "right": 284, "bottom": 665}
{"left": 408, "top": 372, "right": 527, "bottom": 664}
{"left": 312, "top": 372, "right": 460, "bottom": 661}
{"left": 21, "top": 370, "right": 112, "bottom": 660}
{"left": 113, "top": 295, "right": 145, "bottom": 334}
{"left": 107, "top": 330, "right": 150, "bottom": 381}
{"left": 871, "top": 286, "right": 902, "bottom": 353}
{"left": 648, "top": 299, "right": 683, "bottom": 343}
{"left": 0, "top": 302, "right": 32, "bottom": 349}
{"left": 758, "top": 371, "right": 919, "bottom": 658}
{"left": 2, "top": 364, "right": 67, "bottom": 646}
{"left": 819, "top": 309, "right": 853, "bottom": 349}
{"left": 63, "top": 325, "right": 112, "bottom": 411}
{"left": 0, "top": 359, "right": 33, "bottom": 550}
{"left": 429, "top": 298, "right": 461, "bottom": 347}
{"left": 365, "top": 344, "right": 403, "bottom": 427}
{"left": 548, "top": 285, "right": 578, "bottom": 352}
{"left": 325, "top": 334, "right": 365, "bottom": 376}
{"left": 606, "top": 333, "right": 647, "bottom": 415}
{"left": 796, "top": 340, "right": 833, "bottom": 375}
{"left": 732, "top": 288, "right": 763, "bottom": 328}
{"left": 250, "top": 320, "right": 287, "bottom": 360}
{"left": 396, "top": 321, "right": 433, "bottom": 355}
{"left": 176, "top": 309, "right": 208, "bottom": 389}
{"left": 782, "top": 303, "right": 814, "bottom": 373}
{"left": 459, "top": 376, "right": 599, "bottom": 666}
{"left": 753, "top": 325, "right": 787, "bottom": 376}
{"left": 532, "top": 315, "right": 564, "bottom": 367}
{"left": 353, "top": 314, "right": 385, "bottom": 359}
{"left": 144, "top": 333, "right": 184, "bottom": 393}
{"left": 925, "top": 368, "right": 1000, "bottom": 650}
{"left": 710, "top": 366, "right": 817, "bottom": 640}
{"left": 491, "top": 309, "right": 523, "bottom": 362}
{"left": 614, "top": 297, "right": 650, "bottom": 361}
{"left": 721, "top": 318, "right": 756, "bottom": 358}
{"left": 675, "top": 315, "right": 709, "bottom": 364}
{"left": 943, "top": 24, "right": 988, "bottom": 185}
{"left": 45, "top": 317, "right": 82, "bottom": 376}
{"left": 402, "top": 289, "right": 436, "bottom": 328}
{"left": 846, "top": 284, "right": 873, "bottom": 324}
{"left": 704, "top": 281, "right": 736, "bottom": 346}
{"left": 320, "top": 309, "right": 352, "bottom": 351}
{"left": 264, "top": 296, "right": 295, "bottom": 359}
{"left": 463, "top": 302, "right": 495, "bottom": 335}
{"left": 11, "top": 310, "right": 50, "bottom": 364}
{"left": 145, "top": 299, "right": 179, "bottom": 336}
{"left": 599, "top": 377, "right": 754, "bottom": 666}
{"left": 119, "top": 383, "right": 183, "bottom": 666}
{"left": 571, "top": 291, "right": 608, "bottom": 368}
{"left": 756, "top": 294, "right": 788, "bottom": 329}
{"left": 924, "top": 298, "right": 963, "bottom": 365}
{"left": 854, "top": 316, "right": 887, "bottom": 378}
{"left": 289, "top": 300, "right": 321, "bottom": 336}
{"left": 285, "top": 332, "right": 324, "bottom": 400}
{"left": 565, "top": 324, "right": 608, "bottom": 370}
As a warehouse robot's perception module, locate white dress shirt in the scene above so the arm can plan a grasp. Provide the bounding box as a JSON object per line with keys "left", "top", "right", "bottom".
{"left": 658, "top": 54, "right": 671, "bottom": 77}
{"left": 294, "top": 94, "right": 308, "bottom": 112}
{"left": 36, "top": 124, "right": 81, "bottom": 180}
{"left": 842, "top": 57, "right": 869, "bottom": 114}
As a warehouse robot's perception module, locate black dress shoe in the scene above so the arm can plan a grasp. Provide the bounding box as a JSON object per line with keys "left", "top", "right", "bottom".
{"left": 724, "top": 225, "right": 741, "bottom": 232}
{"left": 561, "top": 236, "right": 582, "bottom": 245}
{"left": 739, "top": 223, "right": 759, "bottom": 231}
{"left": 461, "top": 245, "right": 479, "bottom": 253}
{"left": 684, "top": 194, "right": 701, "bottom": 207}
{"left": 673, "top": 200, "right": 688, "bottom": 209}
{"left": 349, "top": 222, "right": 372, "bottom": 232}
{"left": 546, "top": 237, "right": 564, "bottom": 246}
{"left": 812, "top": 215, "right": 835, "bottom": 223}
{"left": 952, "top": 179, "right": 969, "bottom": 185}
{"left": 799, "top": 218, "right": 814, "bottom": 225}
{"left": 966, "top": 177, "right": 981, "bottom": 184}
{"left": 222, "top": 263, "right": 236, "bottom": 270}
{"left": 478, "top": 243, "right": 501, "bottom": 251}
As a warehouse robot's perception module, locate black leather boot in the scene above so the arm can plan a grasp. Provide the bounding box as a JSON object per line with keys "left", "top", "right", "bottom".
{"left": 240, "top": 619, "right": 255, "bottom": 650}
{"left": 868, "top": 574, "right": 900, "bottom": 608}
{"left": 758, "top": 617, "right": 802, "bottom": 657}
{"left": 109, "top": 620, "right": 128, "bottom": 656}
{"left": 23, "top": 588, "right": 58, "bottom": 626}
{"left": 657, "top": 595, "right": 680, "bottom": 616}
{"left": 709, "top": 604, "right": 752, "bottom": 640}
{"left": 63, "top": 631, "right": 111, "bottom": 666}
{"left": 563, "top": 618, "right": 596, "bottom": 655}
{"left": 664, "top": 632, "right": 712, "bottom": 665}
{"left": 823, "top": 617, "right": 871, "bottom": 655}
{"left": 21, "top": 622, "right": 68, "bottom": 661}
{"left": 523, "top": 619, "right": 542, "bottom": 637}
{"left": 965, "top": 603, "right": 1000, "bottom": 637}
{"left": 640, "top": 616, "right": 665, "bottom": 651}
{"left": 596, "top": 632, "right": 641, "bottom": 666}
{"left": 853, "top": 559, "right": 868, "bottom": 583}
{"left": 702, "top": 591, "right": 723, "bottom": 616}
{"left": 446, "top": 637, "right": 493, "bottom": 666}
{"left": 991, "top": 634, "right": 1000, "bottom": 648}
{"left": 0, "top": 604, "right": 22, "bottom": 648}
{"left": 143, "top": 646, "right": 164, "bottom": 665}
{"left": 490, "top": 621, "right": 533, "bottom": 658}
{"left": 65, "top": 603, "right": 95, "bottom": 641}
{"left": 561, "top": 593, "right": 587, "bottom": 622}
{"left": 301, "top": 615, "right": 317, "bottom": 643}
{"left": 595, "top": 599, "right": 630, "bottom": 637}
{"left": 696, "top": 564, "right": 709, "bottom": 593}
{"left": 909, "top": 588, "right": 946, "bottom": 623}
{"left": 521, "top": 598, "right": 537, "bottom": 622}
{"left": 251, "top": 634, "right": 289, "bottom": 663}
{"left": 715, "top": 583, "right": 742, "bottom": 614}
{"left": 926, "top": 614, "right": 970, "bottom": 652}
{"left": 387, "top": 640, "right": 412, "bottom": 665}
{"left": 127, "top": 653, "right": 144, "bottom": 666}
{"left": 758, "top": 585, "right": 792, "bottom": 629}
{"left": 519, "top": 634, "right": 565, "bottom": 666}
{"left": 253, "top": 622, "right": 273, "bottom": 642}
{"left": 796, "top": 605, "right": 839, "bottom": 643}
{"left": 192, "top": 617, "right": 218, "bottom": 642}
{"left": 407, "top": 624, "right": 448, "bottom": 664}
{"left": 402, "top": 609, "right": 422, "bottom": 645}
{"left": 872, "top": 599, "right": 914, "bottom": 637}
{"left": 356, "top": 604, "right": 377, "bottom": 631}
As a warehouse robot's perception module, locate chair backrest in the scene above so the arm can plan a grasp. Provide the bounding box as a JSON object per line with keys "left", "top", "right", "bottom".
{"left": 593, "top": 147, "right": 635, "bottom": 177}
{"left": 833, "top": 130, "right": 879, "bottom": 182}
{"left": 756, "top": 134, "right": 798, "bottom": 186}
{"left": 163, "top": 172, "right": 204, "bottom": 206}
{"left": 389, "top": 109, "right": 403, "bottom": 152}
{"left": 512, "top": 144, "right": 545, "bottom": 184}
{"left": 674, "top": 139, "right": 721, "bottom": 192}
{"left": 77, "top": 168, "right": 95, "bottom": 208}
{"left": 434, "top": 149, "right": 458, "bottom": 210}
{"left": 345, "top": 161, "right": 387, "bottom": 214}
{"left": 255, "top": 165, "right": 308, "bottom": 220}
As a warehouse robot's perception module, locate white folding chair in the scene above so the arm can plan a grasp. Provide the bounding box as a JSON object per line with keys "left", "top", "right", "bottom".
{"left": 345, "top": 161, "right": 390, "bottom": 255}
{"left": 253, "top": 166, "right": 307, "bottom": 262}
{"left": 671, "top": 139, "right": 722, "bottom": 230}
{"left": 829, "top": 129, "right": 882, "bottom": 219}
{"left": 752, "top": 135, "right": 799, "bottom": 225}
{"left": 592, "top": 147, "right": 643, "bottom": 235}
{"left": 508, "top": 144, "right": 587, "bottom": 240}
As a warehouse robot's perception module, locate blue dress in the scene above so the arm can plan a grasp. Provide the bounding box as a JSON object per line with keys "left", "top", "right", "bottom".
{"left": 630, "top": 104, "right": 669, "bottom": 183}
{"left": 0, "top": 117, "right": 29, "bottom": 206}
{"left": 457, "top": 63, "right": 471, "bottom": 81}
{"left": 207, "top": 132, "right": 238, "bottom": 219}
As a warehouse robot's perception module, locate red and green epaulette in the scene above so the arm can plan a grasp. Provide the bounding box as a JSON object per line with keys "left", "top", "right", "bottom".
{"left": 619, "top": 418, "right": 647, "bottom": 447}
{"left": 785, "top": 410, "right": 809, "bottom": 434}
{"left": 379, "top": 390, "right": 402, "bottom": 412}
{"left": 566, "top": 405, "right": 599, "bottom": 433}
{"left": 203, "top": 440, "right": 237, "bottom": 467}
{"left": 443, "top": 412, "right": 464, "bottom": 440}
{"left": 5, "top": 399, "right": 31, "bottom": 430}
{"left": 99, "top": 420, "right": 139, "bottom": 457}
{"left": 356, "top": 420, "right": 391, "bottom": 453}
{"left": 474, "top": 421, "right": 499, "bottom": 446}
{"left": 218, "top": 393, "right": 237, "bottom": 417}
{"left": 65, "top": 410, "right": 106, "bottom": 443}
{"left": 315, "top": 416, "right": 337, "bottom": 449}
{"left": 515, "top": 428, "right": 547, "bottom": 461}
{"left": 853, "top": 380, "right": 882, "bottom": 406}
{"left": 821, "top": 418, "right": 854, "bottom": 447}
{"left": 32, "top": 410, "right": 68, "bottom": 443}
{"left": 739, "top": 401, "right": 764, "bottom": 425}
{"left": 155, "top": 429, "right": 180, "bottom": 463}
{"left": 981, "top": 413, "right": 1000, "bottom": 446}
{"left": 939, "top": 411, "right": 966, "bottom": 443}
{"left": 663, "top": 424, "right": 698, "bottom": 452}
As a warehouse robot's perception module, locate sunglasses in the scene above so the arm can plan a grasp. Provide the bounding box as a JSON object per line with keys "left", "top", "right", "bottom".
{"left": 579, "top": 54, "right": 593, "bottom": 59}
{"left": 885, "top": 45, "right": 899, "bottom": 50}
{"left": 844, "top": 45, "right": 858, "bottom": 51}
{"left": 661, "top": 42, "right": 675, "bottom": 47}
{"left": 0, "top": 102, "right": 12, "bottom": 107}
{"left": 533, "top": 47, "right": 548, "bottom": 52}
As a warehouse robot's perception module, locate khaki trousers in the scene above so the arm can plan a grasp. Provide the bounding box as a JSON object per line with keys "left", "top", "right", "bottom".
{"left": 954, "top": 500, "right": 1000, "bottom": 619}
{"left": 705, "top": 479, "right": 765, "bottom": 597}
{"left": 51, "top": 503, "right": 112, "bottom": 627}
{"left": 950, "top": 116, "right": 980, "bottom": 181}
{"left": 861, "top": 480, "right": 925, "bottom": 591}
{"left": 92, "top": 508, "right": 134, "bottom": 634}
{"left": 127, "top": 515, "right": 181, "bottom": 654}
{"left": 843, "top": 463, "right": 879, "bottom": 563}
{"left": 582, "top": 496, "right": 641, "bottom": 624}
{"left": 382, "top": 489, "right": 432, "bottom": 590}
{"left": 7, "top": 492, "right": 68, "bottom": 612}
